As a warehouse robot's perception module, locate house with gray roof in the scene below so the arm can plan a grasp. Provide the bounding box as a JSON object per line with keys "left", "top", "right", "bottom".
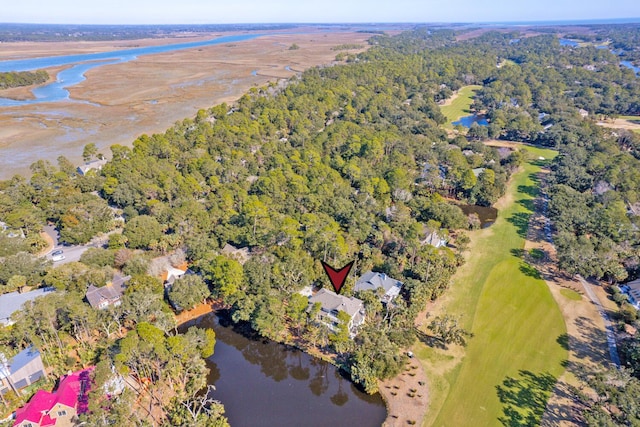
{"left": 307, "top": 289, "right": 365, "bottom": 338}
{"left": 0, "top": 346, "right": 46, "bottom": 395}
{"left": 622, "top": 278, "right": 640, "bottom": 309}
{"left": 421, "top": 229, "right": 448, "bottom": 248}
{"left": 355, "top": 271, "right": 403, "bottom": 304}
{"left": 0, "top": 287, "right": 56, "bottom": 326}
{"left": 77, "top": 158, "right": 108, "bottom": 176}
{"left": 85, "top": 274, "right": 130, "bottom": 310}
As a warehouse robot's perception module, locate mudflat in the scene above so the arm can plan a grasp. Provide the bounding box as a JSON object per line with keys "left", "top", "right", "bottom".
{"left": 0, "top": 30, "right": 370, "bottom": 179}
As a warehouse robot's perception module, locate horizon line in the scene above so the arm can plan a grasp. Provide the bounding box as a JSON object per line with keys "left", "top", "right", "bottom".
{"left": 1, "top": 17, "right": 640, "bottom": 27}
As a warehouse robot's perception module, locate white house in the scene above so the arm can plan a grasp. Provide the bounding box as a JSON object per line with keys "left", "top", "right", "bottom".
{"left": 307, "top": 289, "right": 365, "bottom": 338}
{"left": 77, "top": 158, "right": 108, "bottom": 176}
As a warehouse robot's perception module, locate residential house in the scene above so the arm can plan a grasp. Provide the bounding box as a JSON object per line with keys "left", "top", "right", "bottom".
{"left": 307, "top": 289, "right": 365, "bottom": 338}
{"left": 161, "top": 262, "right": 189, "bottom": 286}
{"left": 421, "top": 228, "right": 448, "bottom": 248}
{"left": 76, "top": 158, "right": 108, "bottom": 176}
{"left": 0, "top": 288, "right": 56, "bottom": 326}
{"left": 355, "top": 271, "right": 404, "bottom": 305}
{"left": 0, "top": 347, "right": 46, "bottom": 396}
{"left": 472, "top": 167, "right": 486, "bottom": 178}
{"left": 13, "top": 367, "right": 93, "bottom": 427}
{"left": 220, "top": 243, "right": 251, "bottom": 265}
{"left": 85, "top": 274, "right": 130, "bottom": 310}
{"left": 578, "top": 108, "right": 589, "bottom": 118}
{"left": 622, "top": 278, "right": 640, "bottom": 309}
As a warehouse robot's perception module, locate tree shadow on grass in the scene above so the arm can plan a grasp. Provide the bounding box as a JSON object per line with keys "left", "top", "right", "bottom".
{"left": 414, "top": 328, "right": 446, "bottom": 350}
{"left": 496, "top": 370, "right": 557, "bottom": 427}
{"left": 507, "top": 212, "right": 530, "bottom": 238}
{"left": 511, "top": 248, "right": 526, "bottom": 258}
{"left": 519, "top": 262, "right": 542, "bottom": 280}
{"left": 517, "top": 185, "right": 539, "bottom": 199}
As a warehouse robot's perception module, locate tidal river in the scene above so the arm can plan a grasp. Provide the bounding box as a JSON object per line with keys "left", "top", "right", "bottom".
{"left": 0, "top": 33, "right": 263, "bottom": 106}
{"left": 180, "top": 312, "right": 387, "bottom": 427}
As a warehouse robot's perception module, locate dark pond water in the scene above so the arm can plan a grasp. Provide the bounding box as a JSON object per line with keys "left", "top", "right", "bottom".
{"left": 181, "top": 313, "right": 387, "bottom": 427}
{"left": 458, "top": 204, "right": 498, "bottom": 228}
{"left": 452, "top": 114, "right": 488, "bottom": 128}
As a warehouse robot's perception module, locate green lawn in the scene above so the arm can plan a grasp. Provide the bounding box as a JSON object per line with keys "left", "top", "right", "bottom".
{"left": 440, "top": 85, "right": 482, "bottom": 129}
{"left": 617, "top": 115, "right": 640, "bottom": 122}
{"left": 560, "top": 288, "right": 582, "bottom": 301}
{"left": 418, "top": 146, "right": 567, "bottom": 427}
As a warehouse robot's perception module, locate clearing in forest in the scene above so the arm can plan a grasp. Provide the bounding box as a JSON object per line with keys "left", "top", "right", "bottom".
{"left": 439, "top": 84, "right": 482, "bottom": 129}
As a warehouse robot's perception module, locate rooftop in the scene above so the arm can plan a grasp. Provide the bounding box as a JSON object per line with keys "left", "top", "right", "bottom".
{"left": 14, "top": 367, "right": 93, "bottom": 426}
{"left": 308, "top": 288, "right": 363, "bottom": 318}
{"left": 85, "top": 274, "right": 130, "bottom": 308}
{"left": 355, "top": 271, "right": 403, "bottom": 294}
{"left": 0, "top": 287, "right": 56, "bottom": 326}
{"left": 0, "top": 346, "right": 41, "bottom": 379}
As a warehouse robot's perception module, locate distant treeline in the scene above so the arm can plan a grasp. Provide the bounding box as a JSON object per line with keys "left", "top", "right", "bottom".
{"left": 0, "top": 23, "right": 405, "bottom": 42}
{"left": 331, "top": 43, "right": 364, "bottom": 51}
{"left": 0, "top": 70, "right": 48, "bottom": 89}
{"left": 0, "top": 23, "right": 298, "bottom": 42}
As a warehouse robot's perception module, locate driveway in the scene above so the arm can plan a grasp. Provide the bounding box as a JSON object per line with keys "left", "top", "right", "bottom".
{"left": 43, "top": 224, "right": 91, "bottom": 265}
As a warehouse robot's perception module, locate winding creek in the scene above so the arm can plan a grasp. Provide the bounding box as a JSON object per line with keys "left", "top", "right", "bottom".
{"left": 180, "top": 312, "right": 387, "bottom": 427}
{"left": 0, "top": 33, "right": 263, "bottom": 106}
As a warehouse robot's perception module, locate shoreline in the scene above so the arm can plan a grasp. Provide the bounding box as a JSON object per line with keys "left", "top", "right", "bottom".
{"left": 0, "top": 31, "right": 372, "bottom": 179}
{"left": 175, "top": 301, "right": 418, "bottom": 427}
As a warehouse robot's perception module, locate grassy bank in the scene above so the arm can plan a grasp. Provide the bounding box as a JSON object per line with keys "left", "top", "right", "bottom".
{"left": 439, "top": 85, "right": 482, "bottom": 129}
{"left": 417, "top": 146, "right": 567, "bottom": 426}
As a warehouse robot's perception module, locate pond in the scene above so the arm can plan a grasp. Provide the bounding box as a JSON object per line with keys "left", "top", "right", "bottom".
{"left": 559, "top": 38, "right": 579, "bottom": 47}
{"left": 181, "top": 312, "right": 387, "bottom": 427}
{"left": 451, "top": 114, "right": 488, "bottom": 128}
{"left": 458, "top": 204, "right": 498, "bottom": 228}
{"left": 621, "top": 60, "right": 640, "bottom": 75}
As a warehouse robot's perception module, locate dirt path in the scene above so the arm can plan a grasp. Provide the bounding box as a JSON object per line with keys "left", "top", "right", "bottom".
{"left": 523, "top": 170, "right": 612, "bottom": 426}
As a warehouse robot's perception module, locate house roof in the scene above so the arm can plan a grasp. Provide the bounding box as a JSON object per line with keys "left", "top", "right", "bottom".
{"left": 85, "top": 274, "right": 129, "bottom": 308}
{"left": 14, "top": 367, "right": 93, "bottom": 427}
{"left": 0, "top": 347, "right": 41, "bottom": 378}
{"left": 221, "top": 243, "right": 250, "bottom": 264}
{"left": 0, "top": 287, "right": 56, "bottom": 325}
{"left": 472, "top": 167, "right": 486, "bottom": 178}
{"left": 77, "top": 158, "right": 108, "bottom": 175}
{"left": 161, "top": 266, "right": 187, "bottom": 284}
{"left": 355, "top": 271, "right": 403, "bottom": 294}
{"left": 626, "top": 278, "right": 640, "bottom": 292}
{"left": 308, "top": 288, "right": 363, "bottom": 318}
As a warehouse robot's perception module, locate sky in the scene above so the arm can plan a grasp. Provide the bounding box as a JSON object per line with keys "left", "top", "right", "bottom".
{"left": 2, "top": 0, "right": 640, "bottom": 25}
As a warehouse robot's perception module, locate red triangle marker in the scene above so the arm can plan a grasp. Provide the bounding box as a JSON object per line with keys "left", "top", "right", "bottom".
{"left": 321, "top": 261, "right": 354, "bottom": 295}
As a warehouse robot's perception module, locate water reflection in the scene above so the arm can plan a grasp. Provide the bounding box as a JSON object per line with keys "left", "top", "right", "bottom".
{"left": 459, "top": 204, "right": 498, "bottom": 228}
{"left": 182, "top": 312, "right": 386, "bottom": 427}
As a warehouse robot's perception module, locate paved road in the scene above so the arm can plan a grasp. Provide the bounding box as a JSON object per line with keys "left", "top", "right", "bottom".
{"left": 540, "top": 189, "right": 621, "bottom": 368}
{"left": 43, "top": 224, "right": 91, "bottom": 265}
{"left": 575, "top": 275, "right": 621, "bottom": 368}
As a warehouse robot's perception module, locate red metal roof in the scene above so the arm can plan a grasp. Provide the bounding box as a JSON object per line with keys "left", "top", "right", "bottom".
{"left": 13, "top": 367, "right": 94, "bottom": 427}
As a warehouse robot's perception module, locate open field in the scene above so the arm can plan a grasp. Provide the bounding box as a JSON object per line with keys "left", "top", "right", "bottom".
{"left": 439, "top": 85, "right": 482, "bottom": 129}
{"left": 597, "top": 116, "right": 640, "bottom": 133}
{"left": 0, "top": 30, "right": 371, "bottom": 179}
{"left": 416, "top": 147, "right": 568, "bottom": 427}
